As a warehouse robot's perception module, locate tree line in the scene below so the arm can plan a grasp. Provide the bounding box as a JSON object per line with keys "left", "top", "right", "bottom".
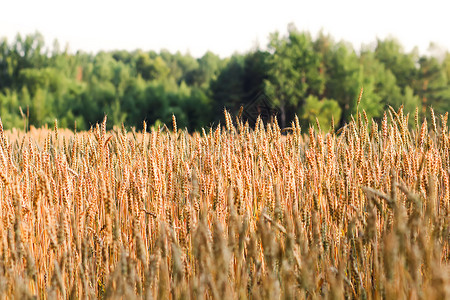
{"left": 1, "top": 25, "right": 450, "bottom": 131}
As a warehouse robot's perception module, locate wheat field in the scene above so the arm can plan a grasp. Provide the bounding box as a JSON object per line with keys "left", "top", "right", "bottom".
{"left": 0, "top": 107, "right": 448, "bottom": 299}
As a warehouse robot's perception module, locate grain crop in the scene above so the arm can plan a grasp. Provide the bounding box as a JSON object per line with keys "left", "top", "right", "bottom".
{"left": 0, "top": 108, "right": 448, "bottom": 299}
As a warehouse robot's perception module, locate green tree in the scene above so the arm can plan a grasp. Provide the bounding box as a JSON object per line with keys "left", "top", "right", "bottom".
{"left": 136, "top": 52, "right": 170, "bottom": 81}
{"left": 265, "top": 25, "right": 325, "bottom": 127}
{"left": 359, "top": 49, "right": 419, "bottom": 119}
{"left": 374, "top": 38, "right": 418, "bottom": 90}
{"left": 0, "top": 89, "right": 23, "bottom": 129}
{"left": 211, "top": 55, "right": 245, "bottom": 116}
{"left": 173, "top": 52, "right": 200, "bottom": 84}
{"left": 185, "top": 51, "right": 223, "bottom": 89}
{"left": 243, "top": 50, "right": 269, "bottom": 103}
{"left": 415, "top": 55, "right": 450, "bottom": 114}
{"left": 321, "top": 41, "right": 360, "bottom": 123}
{"left": 301, "top": 95, "right": 341, "bottom": 130}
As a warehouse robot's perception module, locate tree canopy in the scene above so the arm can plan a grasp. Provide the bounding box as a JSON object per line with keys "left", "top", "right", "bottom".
{"left": 1, "top": 29, "right": 449, "bottom": 131}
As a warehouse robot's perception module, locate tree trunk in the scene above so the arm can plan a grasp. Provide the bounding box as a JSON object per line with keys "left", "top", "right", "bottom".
{"left": 280, "top": 104, "right": 286, "bottom": 129}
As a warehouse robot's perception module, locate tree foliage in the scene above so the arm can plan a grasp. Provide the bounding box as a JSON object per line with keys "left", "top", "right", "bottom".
{"left": 0, "top": 28, "right": 449, "bottom": 131}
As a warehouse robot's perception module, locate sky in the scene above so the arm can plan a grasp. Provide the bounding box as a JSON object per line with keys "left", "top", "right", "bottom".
{"left": 1, "top": 0, "right": 449, "bottom": 58}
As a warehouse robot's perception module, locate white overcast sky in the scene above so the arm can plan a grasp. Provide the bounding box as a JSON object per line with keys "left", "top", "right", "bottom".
{"left": 1, "top": 0, "right": 449, "bottom": 58}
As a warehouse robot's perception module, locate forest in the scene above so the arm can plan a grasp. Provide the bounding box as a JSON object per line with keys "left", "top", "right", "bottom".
{"left": 1, "top": 24, "right": 450, "bottom": 131}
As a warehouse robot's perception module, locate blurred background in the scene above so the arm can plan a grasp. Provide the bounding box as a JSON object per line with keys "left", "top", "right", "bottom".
{"left": 1, "top": 0, "right": 449, "bottom": 130}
